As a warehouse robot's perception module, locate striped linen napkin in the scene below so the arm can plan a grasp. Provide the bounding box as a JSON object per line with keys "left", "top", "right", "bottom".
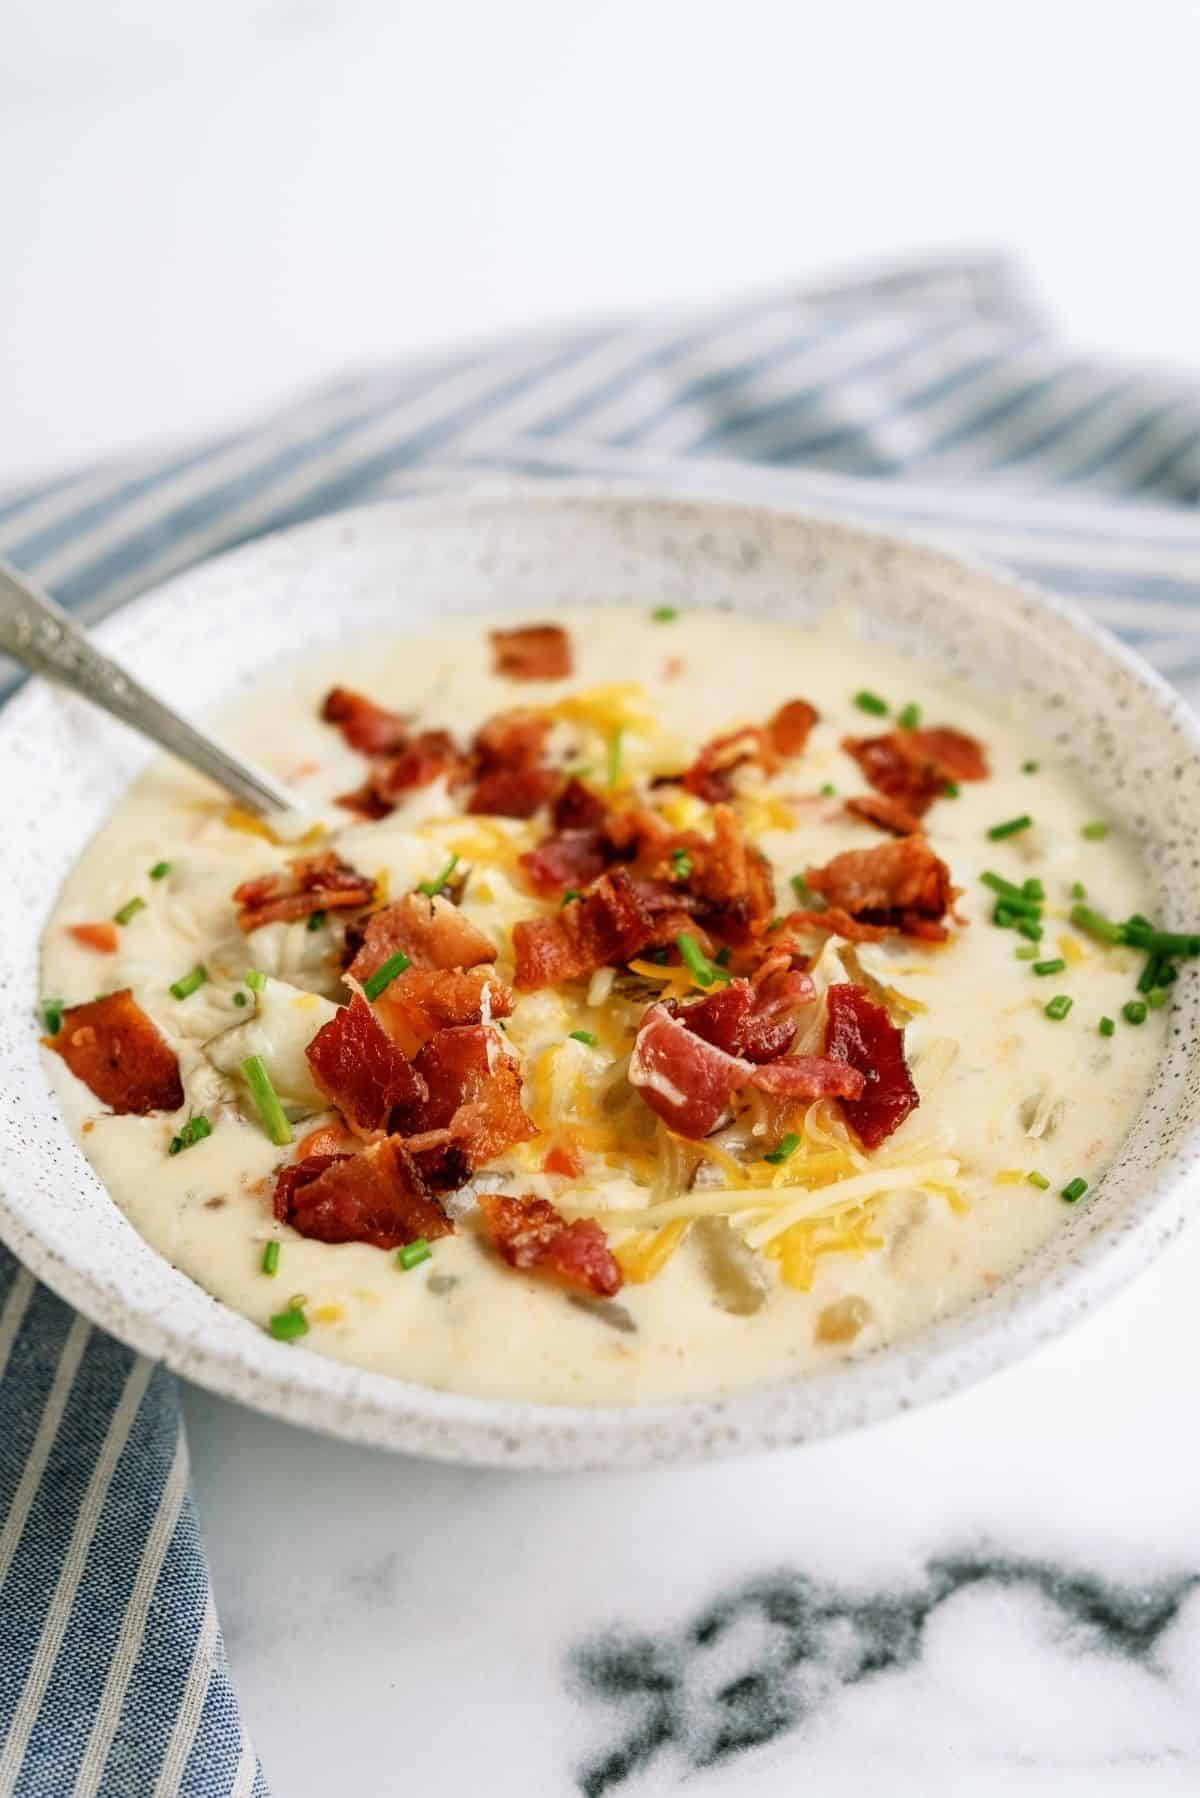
{"left": 3, "top": 252, "right": 1200, "bottom": 1796}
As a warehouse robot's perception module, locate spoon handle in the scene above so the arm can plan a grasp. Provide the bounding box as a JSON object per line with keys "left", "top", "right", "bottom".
{"left": 0, "top": 560, "right": 296, "bottom": 817}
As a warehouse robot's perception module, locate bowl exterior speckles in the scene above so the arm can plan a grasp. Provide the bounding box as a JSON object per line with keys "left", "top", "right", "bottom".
{"left": 2, "top": 484, "right": 1200, "bottom": 1470}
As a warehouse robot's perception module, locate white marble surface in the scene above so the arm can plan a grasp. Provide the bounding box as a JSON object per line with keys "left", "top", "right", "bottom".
{"left": 185, "top": 1204, "right": 1200, "bottom": 1795}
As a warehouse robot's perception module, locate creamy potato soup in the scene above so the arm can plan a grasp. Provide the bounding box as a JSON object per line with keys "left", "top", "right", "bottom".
{"left": 40, "top": 608, "right": 1170, "bottom": 1405}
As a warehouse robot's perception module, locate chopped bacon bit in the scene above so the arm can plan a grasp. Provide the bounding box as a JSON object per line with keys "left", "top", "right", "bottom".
{"left": 322, "top": 686, "right": 409, "bottom": 756}
{"left": 512, "top": 867, "right": 654, "bottom": 990}
{"left": 401, "top": 1024, "right": 537, "bottom": 1178}
{"left": 519, "top": 828, "right": 609, "bottom": 895}
{"left": 273, "top": 1138, "right": 451, "bottom": 1250}
{"left": 845, "top": 793, "right": 924, "bottom": 837}
{"left": 375, "top": 967, "right": 513, "bottom": 1057}
{"left": 803, "top": 836, "right": 957, "bottom": 941}
{"left": 305, "top": 994, "right": 428, "bottom": 1135}
{"left": 681, "top": 725, "right": 769, "bottom": 803}
{"left": 543, "top": 1141, "right": 585, "bottom": 1178}
{"left": 551, "top": 776, "right": 607, "bottom": 832}
{"left": 476, "top": 1192, "right": 621, "bottom": 1296}
{"left": 767, "top": 698, "right": 819, "bottom": 758}
{"left": 785, "top": 906, "right": 887, "bottom": 944}
{"left": 234, "top": 852, "right": 375, "bottom": 933}
{"left": 468, "top": 765, "right": 560, "bottom": 819}
{"left": 749, "top": 1055, "right": 866, "bottom": 1099}
{"left": 628, "top": 1002, "right": 752, "bottom": 1138}
{"left": 844, "top": 725, "right": 989, "bottom": 817}
{"left": 824, "top": 982, "right": 919, "bottom": 1148}
{"left": 369, "top": 730, "right": 470, "bottom": 804}
{"left": 489, "top": 624, "right": 573, "bottom": 681}
{"left": 67, "top": 921, "right": 119, "bottom": 954}
{"left": 346, "top": 893, "right": 496, "bottom": 980}
{"left": 48, "top": 990, "right": 184, "bottom": 1115}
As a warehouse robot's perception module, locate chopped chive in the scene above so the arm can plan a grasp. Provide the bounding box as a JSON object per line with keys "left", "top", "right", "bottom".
{"left": 42, "top": 998, "right": 64, "bottom": 1035}
{"left": 1080, "top": 821, "right": 1109, "bottom": 841}
{"left": 398, "top": 1238, "right": 432, "bottom": 1271}
{"left": 675, "top": 930, "right": 727, "bottom": 987}
{"left": 418, "top": 853, "right": 459, "bottom": 898}
{"left": 561, "top": 889, "right": 582, "bottom": 907}
{"left": 607, "top": 727, "right": 625, "bottom": 790}
{"left": 1099, "top": 1016, "right": 1115, "bottom": 1037}
{"left": 363, "top": 951, "right": 410, "bottom": 1001}
{"left": 1022, "top": 877, "right": 1045, "bottom": 902}
{"left": 1061, "top": 1176, "right": 1089, "bottom": 1204}
{"left": 232, "top": 990, "right": 248, "bottom": 1007}
{"left": 1122, "top": 999, "right": 1147, "bottom": 1026}
{"left": 714, "top": 947, "right": 732, "bottom": 968}
{"left": 169, "top": 964, "right": 207, "bottom": 1002}
{"left": 261, "top": 1240, "right": 280, "bottom": 1276}
{"left": 1069, "top": 881, "right": 1087, "bottom": 901}
{"left": 1069, "top": 904, "right": 1123, "bottom": 946}
{"left": 1015, "top": 945, "right": 1038, "bottom": 961}
{"left": 268, "top": 1304, "right": 308, "bottom": 1342}
{"left": 1016, "top": 919, "right": 1043, "bottom": 943}
{"left": 569, "top": 1029, "right": 598, "bottom": 1047}
{"left": 113, "top": 896, "right": 146, "bottom": 926}
{"left": 671, "top": 847, "right": 693, "bottom": 880}
{"left": 764, "top": 1132, "right": 802, "bottom": 1166}
{"left": 942, "top": 780, "right": 960, "bottom": 798}
{"left": 897, "top": 702, "right": 921, "bottom": 730}
{"left": 245, "top": 969, "right": 267, "bottom": 991}
{"left": 306, "top": 910, "right": 327, "bottom": 932}
{"left": 651, "top": 605, "right": 679, "bottom": 623}
{"left": 987, "top": 814, "right": 1033, "bottom": 841}
{"left": 149, "top": 860, "right": 171, "bottom": 881}
{"left": 1044, "top": 994, "right": 1073, "bottom": 1020}
{"left": 168, "top": 1115, "right": 212, "bottom": 1156}
{"left": 819, "top": 782, "right": 837, "bottom": 797}
{"left": 241, "top": 1054, "right": 293, "bottom": 1146}
{"left": 1032, "top": 958, "right": 1066, "bottom": 977}
{"left": 1147, "top": 987, "right": 1171, "bottom": 1009}
{"left": 1021, "top": 759, "right": 1040, "bottom": 774}
{"left": 1027, "top": 1171, "right": 1051, "bottom": 1190}
{"left": 854, "top": 690, "right": 888, "bottom": 716}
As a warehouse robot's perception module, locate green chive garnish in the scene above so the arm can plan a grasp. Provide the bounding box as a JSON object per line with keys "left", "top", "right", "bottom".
{"left": 1027, "top": 1171, "right": 1050, "bottom": 1190}
{"left": 1061, "top": 1177, "right": 1088, "bottom": 1204}
{"left": 561, "top": 889, "right": 582, "bottom": 906}
{"left": 897, "top": 703, "right": 921, "bottom": 730}
{"left": 1080, "top": 821, "right": 1109, "bottom": 841}
{"left": 1099, "top": 1016, "right": 1115, "bottom": 1037}
{"left": 1021, "top": 759, "right": 1039, "bottom": 774}
{"left": 169, "top": 965, "right": 207, "bottom": 1001}
{"left": 149, "top": 860, "right": 171, "bottom": 881}
{"left": 1044, "top": 994, "right": 1073, "bottom": 1020}
{"left": 232, "top": 990, "right": 248, "bottom": 1007}
{"left": 819, "top": 782, "right": 836, "bottom": 797}
{"left": 398, "top": 1239, "right": 432, "bottom": 1271}
{"left": 987, "top": 815, "right": 1033, "bottom": 841}
{"left": 363, "top": 950, "right": 410, "bottom": 1001}
{"left": 651, "top": 606, "right": 679, "bottom": 623}
{"left": 168, "top": 1115, "right": 212, "bottom": 1156}
{"left": 1069, "top": 904, "right": 1123, "bottom": 946}
{"left": 306, "top": 910, "right": 327, "bottom": 932}
{"left": 671, "top": 848, "right": 693, "bottom": 880}
{"left": 268, "top": 1304, "right": 308, "bottom": 1342}
{"left": 675, "top": 931, "right": 727, "bottom": 988}
{"left": 1069, "top": 881, "right": 1087, "bottom": 901}
{"left": 942, "top": 781, "right": 960, "bottom": 798}
{"left": 42, "top": 998, "right": 64, "bottom": 1035}
{"left": 113, "top": 897, "right": 146, "bottom": 926}
{"left": 1032, "top": 958, "right": 1066, "bottom": 977}
{"left": 245, "top": 969, "right": 267, "bottom": 991}
{"left": 241, "top": 1054, "right": 293, "bottom": 1146}
{"left": 854, "top": 690, "right": 888, "bottom": 716}
{"left": 1015, "top": 945, "right": 1038, "bottom": 960}
{"left": 418, "top": 854, "right": 459, "bottom": 898}
{"left": 1122, "top": 999, "right": 1147, "bottom": 1026}
{"left": 607, "top": 727, "right": 625, "bottom": 790}
{"left": 261, "top": 1240, "right": 280, "bottom": 1276}
{"left": 764, "top": 1133, "right": 801, "bottom": 1166}
{"left": 569, "top": 1029, "right": 598, "bottom": 1047}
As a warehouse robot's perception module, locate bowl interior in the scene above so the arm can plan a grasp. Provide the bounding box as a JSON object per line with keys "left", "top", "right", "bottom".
{"left": 2, "top": 483, "right": 1199, "bottom": 1469}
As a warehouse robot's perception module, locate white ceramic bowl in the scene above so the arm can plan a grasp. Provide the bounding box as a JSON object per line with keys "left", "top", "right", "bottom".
{"left": 3, "top": 484, "right": 1200, "bottom": 1470}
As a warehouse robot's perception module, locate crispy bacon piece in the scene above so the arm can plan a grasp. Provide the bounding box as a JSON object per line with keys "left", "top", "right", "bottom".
{"left": 400, "top": 1024, "right": 537, "bottom": 1181}
{"left": 476, "top": 1193, "right": 621, "bottom": 1296}
{"left": 551, "top": 777, "right": 607, "bottom": 832}
{"left": 628, "top": 1002, "right": 753, "bottom": 1138}
{"left": 845, "top": 793, "right": 924, "bottom": 837}
{"left": 375, "top": 967, "right": 513, "bottom": 1057}
{"left": 519, "top": 828, "right": 609, "bottom": 895}
{"left": 824, "top": 982, "right": 918, "bottom": 1149}
{"left": 66, "top": 922, "right": 119, "bottom": 954}
{"left": 844, "top": 725, "right": 989, "bottom": 817}
{"left": 803, "top": 836, "right": 956, "bottom": 941}
{"left": 346, "top": 893, "right": 496, "bottom": 980}
{"left": 512, "top": 867, "right": 655, "bottom": 990}
{"left": 767, "top": 698, "right": 819, "bottom": 758}
{"left": 305, "top": 994, "right": 428, "bottom": 1134}
{"left": 489, "top": 624, "right": 572, "bottom": 681}
{"left": 468, "top": 765, "right": 561, "bottom": 819}
{"left": 48, "top": 990, "right": 184, "bottom": 1115}
{"left": 749, "top": 1056, "right": 865, "bottom": 1099}
{"left": 322, "top": 686, "right": 409, "bottom": 756}
{"left": 273, "top": 1138, "right": 451, "bottom": 1249}
{"left": 234, "top": 852, "right": 375, "bottom": 933}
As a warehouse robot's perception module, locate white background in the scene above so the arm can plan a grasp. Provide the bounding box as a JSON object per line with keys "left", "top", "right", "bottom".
{"left": 3, "top": 0, "right": 1200, "bottom": 488}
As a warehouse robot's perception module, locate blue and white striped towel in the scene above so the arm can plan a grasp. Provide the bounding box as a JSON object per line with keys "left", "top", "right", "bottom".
{"left": 3, "top": 253, "right": 1200, "bottom": 1795}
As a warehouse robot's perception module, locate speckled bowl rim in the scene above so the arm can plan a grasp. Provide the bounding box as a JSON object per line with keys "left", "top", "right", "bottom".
{"left": 2, "top": 481, "right": 1199, "bottom": 1471}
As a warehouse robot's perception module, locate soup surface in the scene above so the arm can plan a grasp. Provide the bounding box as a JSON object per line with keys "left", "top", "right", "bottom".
{"left": 40, "top": 607, "right": 1167, "bottom": 1404}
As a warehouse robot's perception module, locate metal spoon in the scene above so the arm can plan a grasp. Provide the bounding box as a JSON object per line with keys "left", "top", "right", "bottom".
{"left": 0, "top": 560, "right": 295, "bottom": 817}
